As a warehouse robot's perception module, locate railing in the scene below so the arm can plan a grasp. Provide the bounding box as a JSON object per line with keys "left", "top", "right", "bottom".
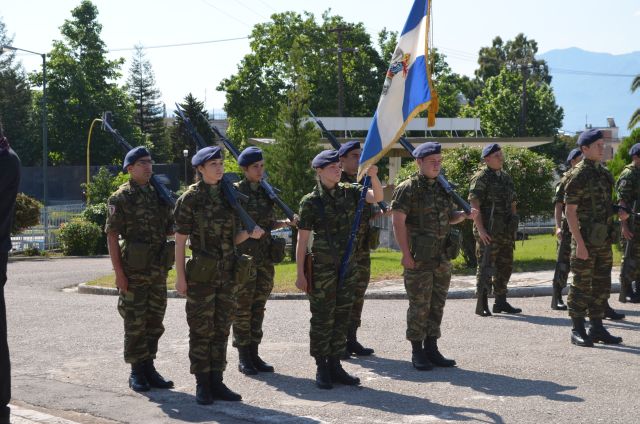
{"left": 11, "top": 203, "right": 85, "bottom": 252}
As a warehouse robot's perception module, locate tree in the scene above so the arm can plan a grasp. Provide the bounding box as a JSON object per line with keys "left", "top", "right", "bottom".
{"left": 476, "top": 34, "right": 550, "bottom": 84}
{"left": 608, "top": 127, "right": 640, "bottom": 180}
{"left": 629, "top": 75, "right": 640, "bottom": 130}
{"left": 430, "top": 49, "right": 483, "bottom": 117}
{"left": 38, "top": 0, "right": 136, "bottom": 166}
{"left": 463, "top": 68, "right": 563, "bottom": 138}
{"left": 171, "top": 93, "right": 211, "bottom": 171}
{"left": 126, "top": 45, "right": 170, "bottom": 162}
{"left": 0, "top": 18, "right": 38, "bottom": 165}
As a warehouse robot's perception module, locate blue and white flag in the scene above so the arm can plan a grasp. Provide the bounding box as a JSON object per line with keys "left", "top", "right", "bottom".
{"left": 358, "top": 0, "right": 438, "bottom": 179}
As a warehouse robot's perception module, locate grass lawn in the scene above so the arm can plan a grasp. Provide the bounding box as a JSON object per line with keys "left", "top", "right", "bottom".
{"left": 85, "top": 234, "right": 623, "bottom": 292}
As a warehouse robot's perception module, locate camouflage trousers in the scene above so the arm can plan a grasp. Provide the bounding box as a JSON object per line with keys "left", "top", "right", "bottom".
{"left": 554, "top": 226, "right": 572, "bottom": 288}
{"left": 308, "top": 259, "right": 357, "bottom": 357}
{"left": 232, "top": 258, "right": 274, "bottom": 347}
{"left": 404, "top": 260, "right": 451, "bottom": 341}
{"left": 568, "top": 241, "right": 612, "bottom": 319}
{"left": 474, "top": 232, "right": 514, "bottom": 295}
{"left": 186, "top": 277, "right": 237, "bottom": 374}
{"left": 346, "top": 252, "right": 371, "bottom": 332}
{"left": 117, "top": 265, "right": 168, "bottom": 364}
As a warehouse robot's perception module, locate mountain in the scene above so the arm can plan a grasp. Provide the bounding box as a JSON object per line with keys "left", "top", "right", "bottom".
{"left": 538, "top": 47, "right": 640, "bottom": 137}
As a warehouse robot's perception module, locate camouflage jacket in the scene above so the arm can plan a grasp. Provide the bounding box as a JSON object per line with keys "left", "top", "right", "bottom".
{"left": 298, "top": 181, "right": 364, "bottom": 263}
{"left": 234, "top": 178, "right": 276, "bottom": 260}
{"left": 391, "top": 173, "right": 455, "bottom": 243}
{"left": 616, "top": 164, "right": 640, "bottom": 206}
{"left": 174, "top": 180, "right": 239, "bottom": 260}
{"left": 341, "top": 171, "right": 374, "bottom": 253}
{"left": 105, "top": 179, "right": 174, "bottom": 247}
{"left": 553, "top": 169, "right": 573, "bottom": 205}
{"left": 564, "top": 159, "right": 614, "bottom": 229}
{"left": 469, "top": 166, "right": 517, "bottom": 234}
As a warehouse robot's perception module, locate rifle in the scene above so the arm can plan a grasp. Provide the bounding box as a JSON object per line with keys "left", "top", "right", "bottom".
{"left": 307, "top": 110, "right": 389, "bottom": 213}
{"left": 397, "top": 137, "right": 472, "bottom": 214}
{"left": 199, "top": 112, "right": 296, "bottom": 222}
{"left": 174, "top": 106, "right": 257, "bottom": 233}
{"left": 619, "top": 201, "right": 637, "bottom": 302}
{"left": 338, "top": 176, "right": 371, "bottom": 288}
{"left": 101, "top": 112, "right": 176, "bottom": 207}
{"left": 476, "top": 202, "right": 495, "bottom": 316}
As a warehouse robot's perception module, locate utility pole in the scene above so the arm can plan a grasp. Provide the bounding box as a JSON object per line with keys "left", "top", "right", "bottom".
{"left": 326, "top": 27, "right": 358, "bottom": 117}
{"left": 507, "top": 62, "right": 545, "bottom": 137}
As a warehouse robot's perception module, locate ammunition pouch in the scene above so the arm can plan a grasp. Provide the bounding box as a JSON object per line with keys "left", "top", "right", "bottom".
{"left": 586, "top": 222, "right": 609, "bottom": 247}
{"left": 444, "top": 229, "right": 462, "bottom": 260}
{"left": 123, "top": 241, "right": 152, "bottom": 271}
{"left": 269, "top": 236, "right": 287, "bottom": 263}
{"left": 185, "top": 253, "right": 220, "bottom": 284}
{"left": 162, "top": 240, "right": 176, "bottom": 270}
{"left": 234, "top": 253, "right": 254, "bottom": 286}
{"left": 368, "top": 226, "right": 381, "bottom": 251}
{"left": 410, "top": 235, "right": 436, "bottom": 262}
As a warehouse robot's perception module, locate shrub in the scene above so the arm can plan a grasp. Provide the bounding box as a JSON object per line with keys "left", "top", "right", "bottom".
{"left": 82, "top": 203, "right": 108, "bottom": 254}
{"left": 11, "top": 193, "right": 42, "bottom": 235}
{"left": 58, "top": 218, "right": 102, "bottom": 256}
{"left": 83, "top": 167, "right": 130, "bottom": 204}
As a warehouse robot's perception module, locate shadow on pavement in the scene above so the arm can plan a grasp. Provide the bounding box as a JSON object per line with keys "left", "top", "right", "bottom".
{"left": 258, "top": 369, "right": 505, "bottom": 423}
{"left": 489, "top": 312, "right": 571, "bottom": 327}
{"left": 355, "top": 356, "right": 582, "bottom": 403}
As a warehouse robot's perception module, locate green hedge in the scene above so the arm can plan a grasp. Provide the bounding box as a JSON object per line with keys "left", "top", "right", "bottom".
{"left": 58, "top": 218, "right": 102, "bottom": 256}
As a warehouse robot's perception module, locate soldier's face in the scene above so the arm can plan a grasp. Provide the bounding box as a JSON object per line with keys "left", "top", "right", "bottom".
{"left": 340, "top": 149, "right": 361, "bottom": 175}
{"left": 128, "top": 155, "right": 153, "bottom": 184}
{"left": 198, "top": 159, "right": 224, "bottom": 184}
{"left": 582, "top": 139, "right": 604, "bottom": 162}
{"left": 317, "top": 162, "right": 342, "bottom": 186}
{"left": 244, "top": 160, "right": 265, "bottom": 182}
{"left": 417, "top": 154, "right": 442, "bottom": 179}
{"left": 484, "top": 150, "right": 503, "bottom": 170}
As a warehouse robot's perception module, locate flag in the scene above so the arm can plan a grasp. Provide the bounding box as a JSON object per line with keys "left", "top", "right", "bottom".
{"left": 358, "top": 0, "right": 438, "bottom": 179}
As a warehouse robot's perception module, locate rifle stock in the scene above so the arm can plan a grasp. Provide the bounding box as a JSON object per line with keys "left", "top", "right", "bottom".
{"left": 620, "top": 201, "right": 637, "bottom": 302}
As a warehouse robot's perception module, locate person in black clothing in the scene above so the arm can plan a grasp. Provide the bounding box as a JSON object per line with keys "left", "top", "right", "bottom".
{"left": 0, "top": 128, "right": 21, "bottom": 424}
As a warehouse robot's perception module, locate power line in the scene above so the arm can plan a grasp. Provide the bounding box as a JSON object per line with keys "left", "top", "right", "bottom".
{"left": 108, "top": 36, "right": 249, "bottom": 52}
{"left": 199, "top": 0, "right": 253, "bottom": 28}
{"left": 232, "top": 0, "right": 269, "bottom": 20}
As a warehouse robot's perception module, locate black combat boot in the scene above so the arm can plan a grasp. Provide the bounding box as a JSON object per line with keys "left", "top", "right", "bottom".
{"left": 588, "top": 318, "right": 623, "bottom": 344}
{"left": 195, "top": 372, "right": 213, "bottom": 405}
{"left": 237, "top": 345, "right": 258, "bottom": 375}
{"left": 129, "top": 362, "right": 150, "bottom": 392}
{"left": 411, "top": 340, "right": 433, "bottom": 371}
{"left": 144, "top": 359, "right": 174, "bottom": 389}
{"left": 604, "top": 301, "right": 625, "bottom": 320}
{"left": 492, "top": 294, "right": 522, "bottom": 314}
{"left": 570, "top": 317, "right": 593, "bottom": 347}
{"left": 250, "top": 343, "right": 274, "bottom": 373}
{"left": 424, "top": 336, "right": 456, "bottom": 367}
{"left": 314, "top": 356, "right": 332, "bottom": 389}
{"left": 630, "top": 281, "right": 640, "bottom": 303}
{"left": 475, "top": 289, "right": 492, "bottom": 317}
{"left": 210, "top": 371, "right": 242, "bottom": 401}
{"left": 551, "top": 284, "right": 568, "bottom": 310}
{"left": 329, "top": 356, "right": 361, "bottom": 385}
{"left": 345, "top": 327, "right": 374, "bottom": 357}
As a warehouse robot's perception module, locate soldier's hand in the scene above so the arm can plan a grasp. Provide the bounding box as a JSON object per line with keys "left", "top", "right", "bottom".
{"left": 176, "top": 276, "right": 187, "bottom": 296}
{"left": 555, "top": 227, "right": 563, "bottom": 241}
{"left": 479, "top": 229, "right": 492, "bottom": 246}
{"left": 366, "top": 165, "right": 378, "bottom": 177}
{"left": 289, "top": 215, "right": 300, "bottom": 227}
{"left": 250, "top": 226, "right": 266, "bottom": 239}
{"left": 622, "top": 225, "right": 634, "bottom": 240}
{"left": 576, "top": 242, "right": 589, "bottom": 260}
{"left": 618, "top": 209, "right": 630, "bottom": 222}
{"left": 466, "top": 208, "right": 479, "bottom": 220}
{"left": 115, "top": 272, "right": 128, "bottom": 294}
{"left": 401, "top": 254, "right": 416, "bottom": 270}
{"left": 295, "top": 275, "right": 308, "bottom": 292}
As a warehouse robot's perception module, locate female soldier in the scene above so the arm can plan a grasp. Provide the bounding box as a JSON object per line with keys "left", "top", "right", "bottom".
{"left": 174, "top": 146, "right": 265, "bottom": 405}
{"left": 233, "top": 147, "right": 296, "bottom": 375}
{"left": 295, "top": 150, "right": 383, "bottom": 389}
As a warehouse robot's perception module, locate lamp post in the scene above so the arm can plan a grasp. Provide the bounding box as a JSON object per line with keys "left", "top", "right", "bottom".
{"left": 182, "top": 149, "right": 189, "bottom": 185}
{"left": 0, "top": 45, "right": 48, "bottom": 249}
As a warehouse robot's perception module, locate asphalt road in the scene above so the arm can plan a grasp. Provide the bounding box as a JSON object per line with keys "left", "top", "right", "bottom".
{"left": 5, "top": 258, "right": 640, "bottom": 423}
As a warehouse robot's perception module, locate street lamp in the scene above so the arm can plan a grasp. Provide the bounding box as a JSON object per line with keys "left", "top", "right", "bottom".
{"left": 182, "top": 149, "right": 189, "bottom": 185}
{"left": 0, "top": 45, "right": 48, "bottom": 249}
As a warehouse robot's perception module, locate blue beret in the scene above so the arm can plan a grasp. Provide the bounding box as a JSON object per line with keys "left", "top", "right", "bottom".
{"left": 238, "top": 146, "right": 263, "bottom": 167}
{"left": 123, "top": 146, "right": 151, "bottom": 171}
{"left": 566, "top": 148, "right": 582, "bottom": 164}
{"left": 481, "top": 143, "right": 501, "bottom": 158}
{"left": 191, "top": 146, "right": 222, "bottom": 167}
{"left": 412, "top": 142, "right": 441, "bottom": 158}
{"left": 312, "top": 150, "right": 339, "bottom": 168}
{"left": 629, "top": 143, "right": 640, "bottom": 158}
{"left": 338, "top": 140, "right": 361, "bottom": 157}
{"left": 577, "top": 129, "right": 603, "bottom": 147}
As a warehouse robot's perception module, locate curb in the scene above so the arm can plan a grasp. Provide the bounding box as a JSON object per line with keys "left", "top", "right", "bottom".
{"left": 8, "top": 255, "right": 110, "bottom": 263}
{"left": 77, "top": 282, "right": 622, "bottom": 300}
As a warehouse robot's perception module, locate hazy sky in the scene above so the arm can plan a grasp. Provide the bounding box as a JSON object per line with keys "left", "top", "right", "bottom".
{"left": 2, "top": 0, "right": 639, "bottom": 113}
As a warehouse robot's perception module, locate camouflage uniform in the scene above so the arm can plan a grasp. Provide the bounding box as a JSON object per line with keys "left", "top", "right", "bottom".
{"left": 564, "top": 159, "right": 614, "bottom": 319}
{"left": 553, "top": 170, "right": 574, "bottom": 289}
{"left": 615, "top": 164, "right": 640, "bottom": 297}
{"left": 105, "top": 179, "right": 174, "bottom": 365}
{"left": 232, "top": 179, "right": 276, "bottom": 348}
{"left": 469, "top": 166, "right": 518, "bottom": 295}
{"left": 298, "top": 182, "right": 363, "bottom": 357}
{"left": 391, "top": 173, "right": 456, "bottom": 341}
{"left": 174, "top": 181, "right": 239, "bottom": 374}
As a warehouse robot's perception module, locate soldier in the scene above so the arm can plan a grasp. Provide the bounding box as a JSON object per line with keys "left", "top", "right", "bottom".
{"left": 105, "top": 147, "right": 175, "bottom": 392}
{"left": 564, "top": 129, "right": 626, "bottom": 347}
{"left": 391, "top": 142, "right": 477, "bottom": 370}
{"left": 338, "top": 141, "right": 377, "bottom": 358}
{"left": 469, "top": 143, "right": 522, "bottom": 316}
{"left": 174, "top": 146, "right": 265, "bottom": 404}
{"left": 552, "top": 148, "right": 583, "bottom": 310}
{"left": 295, "top": 150, "right": 383, "bottom": 389}
{"left": 232, "top": 146, "right": 295, "bottom": 375}
{"left": 616, "top": 142, "right": 640, "bottom": 304}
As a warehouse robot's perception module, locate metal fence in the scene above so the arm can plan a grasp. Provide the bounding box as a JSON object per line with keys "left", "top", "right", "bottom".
{"left": 11, "top": 203, "right": 85, "bottom": 252}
